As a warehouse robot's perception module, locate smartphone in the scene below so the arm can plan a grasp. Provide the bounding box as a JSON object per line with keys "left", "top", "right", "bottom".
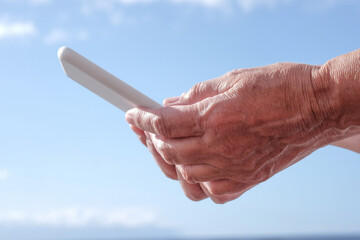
{"left": 58, "top": 46, "right": 162, "bottom": 112}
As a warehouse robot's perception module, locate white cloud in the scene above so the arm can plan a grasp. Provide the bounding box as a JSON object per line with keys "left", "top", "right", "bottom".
{"left": 43, "top": 28, "right": 89, "bottom": 45}
{"left": 0, "top": 170, "right": 10, "bottom": 180}
{"left": 0, "top": 20, "right": 37, "bottom": 40}
{"left": 0, "top": 207, "right": 156, "bottom": 227}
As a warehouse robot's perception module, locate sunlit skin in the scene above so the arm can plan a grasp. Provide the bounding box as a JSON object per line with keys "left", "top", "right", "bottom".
{"left": 126, "top": 49, "right": 360, "bottom": 204}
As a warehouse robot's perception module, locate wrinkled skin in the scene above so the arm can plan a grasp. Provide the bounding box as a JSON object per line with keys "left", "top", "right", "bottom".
{"left": 126, "top": 50, "right": 360, "bottom": 204}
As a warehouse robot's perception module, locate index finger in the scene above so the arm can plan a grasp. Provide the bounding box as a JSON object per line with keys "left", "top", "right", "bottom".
{"left": 125, "top": 104, "right": 205, "bottom": 138}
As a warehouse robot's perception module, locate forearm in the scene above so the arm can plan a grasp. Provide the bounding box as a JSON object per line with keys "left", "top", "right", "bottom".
{"left": 327, "top": 49, "right": 360, "bottom": 126}
{"left": 332, "top": 134, "right": 360, "bottom": 153}
{"left": 315, "top": 49, "right": 360, "bottom": 146}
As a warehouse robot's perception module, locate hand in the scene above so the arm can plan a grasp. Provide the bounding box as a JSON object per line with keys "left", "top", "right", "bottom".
{"left": 126, "top": 62, "right": 346, "bottom": 204}
{"left": 128, "top": 124, "right": 209, "bottom": 202}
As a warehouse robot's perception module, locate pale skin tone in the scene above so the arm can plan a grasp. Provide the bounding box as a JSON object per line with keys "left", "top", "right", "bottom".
{"left": 126, "top": 49, "right": 360, "bottom": 204}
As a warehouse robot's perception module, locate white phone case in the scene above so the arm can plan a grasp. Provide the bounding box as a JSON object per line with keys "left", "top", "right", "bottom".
{"left": 58, "top": 46, "right": 162, "bottom": 112}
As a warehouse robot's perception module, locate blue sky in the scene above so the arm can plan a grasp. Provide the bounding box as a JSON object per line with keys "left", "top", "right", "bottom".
{"left": 0, "top": 0, "right": 360, "bottom": 239}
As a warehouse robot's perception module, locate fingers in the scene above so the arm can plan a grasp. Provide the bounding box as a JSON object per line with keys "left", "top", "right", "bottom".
{"left": 126, "top": 104, "right": 204, "bottom": 138}
{"left": 147, "top": 133, "right": 209, "bottom": 165}
{"left": 198, "top": 183, "right": 234, "bottom": 204}
{"left": 164, "top": 77, "right": 229, "bottom": 106}
{"left": 176, "top": 167, "right": 208, "bottom": 202}
{"left": 209, "top": 192, "right": 243, "bottom": 204}
{"left": 163, "top": 96, "right": 180, "bottom": 105}
{"left": 143, "top": 133, "right": 254, "bottom": 184}
{"left": 145, "top": 134, "right": 178, "bottom": 180}
{"left": 203, "top": 180, "right": 243, "bottom": 196}
{"left": 142, "top": 130, "right": 207, "bottom": 202}
{"left": 128, "top": 124, "right": 178, "bottom": 180}
{"left": 200, "top": 180, "right": 254, "bottom": 204}
{"left": 129, "top": 124, "right": 249, "bottom": 204}
{"left": 177, "top": 164, "right": 228, "bottom": 183}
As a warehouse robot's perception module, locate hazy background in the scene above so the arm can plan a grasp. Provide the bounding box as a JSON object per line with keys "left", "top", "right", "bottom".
{"left": 0, "top": 0, "right": 360, "bottom": 239}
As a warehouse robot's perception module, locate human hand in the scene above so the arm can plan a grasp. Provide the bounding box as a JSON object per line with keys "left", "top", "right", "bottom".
{"left": 126, "top": 62, "right": 347, "bottom": 204}
{"left": 131, "top": 125, "right": 245, "bottom": 203}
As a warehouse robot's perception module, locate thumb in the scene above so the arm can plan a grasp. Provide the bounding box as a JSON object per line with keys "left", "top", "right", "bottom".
{"left": 125, "top": 104, "right": 205, "bottom": 138}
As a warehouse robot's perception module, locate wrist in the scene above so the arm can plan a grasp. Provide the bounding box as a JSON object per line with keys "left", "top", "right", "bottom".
{"left": 312, "top": 49, "right": 360, "bottom": 142}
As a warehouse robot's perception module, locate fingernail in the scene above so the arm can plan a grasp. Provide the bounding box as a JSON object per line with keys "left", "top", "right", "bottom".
{"left": 163, "top": 96, "right": 180, "bottom": 106}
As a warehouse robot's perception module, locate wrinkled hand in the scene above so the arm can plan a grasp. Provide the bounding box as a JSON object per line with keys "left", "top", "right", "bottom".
{"left": 126, "top": 62, "right": 340, "bottom": 204}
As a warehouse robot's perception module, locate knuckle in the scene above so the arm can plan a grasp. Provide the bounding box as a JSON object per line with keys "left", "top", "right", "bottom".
{"left": 194, "top": 105, "right": 205, "bottom": 134}
{"left": 178, "top": 165, "right": 192, "bottom": 183}
{"left": 205, "top": 182, "right": 227, "bottom": 197}
{"left": 247, "top": 159, "right": 275, "bottom": 183}
{"left": 254, "top": 165, "right": 273, "bottom": 183}
{"left": 182, "top": 169, "right": 195, "bottom": 184}
{"left": 152, "top": 115, "right": 172, "bottom": 138}
{"left": 222, "top": 69, "right": 242, "bottom": 81}
{"left": 186, "top": 82, "right": 204, "bottom": 100}
{"left": 239, "top": 158, "right": 257, "bottom": 172}
{"left": 157, "top": 142, "right": 176, "bottom": 164}
{"left": 225, "top": 69, "right": 238, "bottom": 78}
{"left": 217, "top": 142, "right": 242, "bottom": 160}
{"left": 193, "top": 82, "right": 206, "bottom": 93}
